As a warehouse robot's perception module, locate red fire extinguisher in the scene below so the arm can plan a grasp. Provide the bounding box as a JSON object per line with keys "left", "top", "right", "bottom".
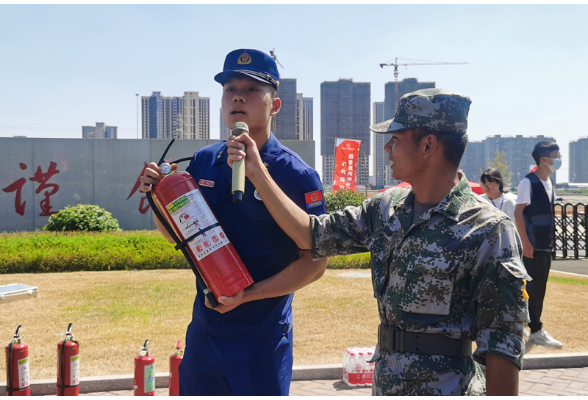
{"left": 5, "top": 325, "right": 30, "bottom": 396}
{"left": 168, "top": 340, "right": 183, "bottom": 396}
{"left": 134, "top": 340, "right": 156, "bottom": 396}
{"left": 145, "top": 139, "right": 254, "bottom": 306}
{"left": 57, "top": 323, "right": 80, "bottom": 396}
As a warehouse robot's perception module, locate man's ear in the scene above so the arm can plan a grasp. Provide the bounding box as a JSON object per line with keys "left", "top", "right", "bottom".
{"left": 423, "top": 134, "right": 437, "bottom": 158}
{"left": 271, "top": 97, "right": 281, "bottom": 117}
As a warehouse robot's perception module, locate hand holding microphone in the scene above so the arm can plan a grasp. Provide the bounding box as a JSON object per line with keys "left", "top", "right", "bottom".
{"left": 231, "top": 122, "right": 249, "bottom": 203}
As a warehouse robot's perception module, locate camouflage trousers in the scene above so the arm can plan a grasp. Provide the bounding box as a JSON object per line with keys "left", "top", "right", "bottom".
{"left": 372, "top": 351, "right": 486, "bottom": 396}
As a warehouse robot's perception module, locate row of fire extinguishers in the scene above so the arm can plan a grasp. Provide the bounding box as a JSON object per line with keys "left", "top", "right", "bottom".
{"left": 4, "top": 323, "right": 184, "bottom": 396}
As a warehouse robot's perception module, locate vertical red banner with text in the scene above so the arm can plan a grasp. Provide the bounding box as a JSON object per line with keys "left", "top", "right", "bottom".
{"left": 332, "top": 138, "right": 361, "bottom": 193}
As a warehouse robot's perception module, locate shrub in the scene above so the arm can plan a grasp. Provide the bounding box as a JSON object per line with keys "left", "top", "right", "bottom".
{"left": 324, "top": 189, "right": 366, "bottom": 213}
{"left": 44, "top": 204, "right": 120, "bottom": 232}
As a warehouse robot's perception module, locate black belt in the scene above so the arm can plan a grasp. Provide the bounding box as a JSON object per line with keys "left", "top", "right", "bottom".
{"left": 378, "top": 324, "right": 472, "bottom": 358}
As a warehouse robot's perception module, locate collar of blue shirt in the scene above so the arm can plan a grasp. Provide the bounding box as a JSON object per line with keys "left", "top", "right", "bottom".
{"left": 213, "top": 132, "right": 283, "bottom": 168}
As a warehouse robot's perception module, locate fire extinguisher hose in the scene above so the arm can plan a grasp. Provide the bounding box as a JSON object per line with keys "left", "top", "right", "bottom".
{"left": 145, "top": 139, "right": 219, "bottom": 308}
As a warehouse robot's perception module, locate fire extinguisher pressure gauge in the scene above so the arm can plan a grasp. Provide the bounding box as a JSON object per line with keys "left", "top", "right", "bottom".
{"left": 159, "top": 163, "right": 172, "bottom": 175}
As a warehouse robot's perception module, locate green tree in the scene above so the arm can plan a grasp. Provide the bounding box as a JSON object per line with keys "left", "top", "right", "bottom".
{"left": 485, "top": 150, "right": 513, "bottom": 190}
{"left": 324, "top": 189, "right": 366, "bottom": 213}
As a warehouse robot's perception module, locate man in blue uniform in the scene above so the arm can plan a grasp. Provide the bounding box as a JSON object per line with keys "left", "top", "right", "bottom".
{"left": 139, "top": 49, "right": 327, "bottom": 395}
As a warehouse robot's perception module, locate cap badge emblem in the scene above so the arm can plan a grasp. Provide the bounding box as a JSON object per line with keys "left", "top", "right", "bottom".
{"left": 237, "top": 53, "right": 251, "bottom": 65}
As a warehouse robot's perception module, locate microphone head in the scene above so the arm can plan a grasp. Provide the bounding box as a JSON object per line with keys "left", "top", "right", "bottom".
{"left": 232, "top": 121, "right": 249, "bottom": 136}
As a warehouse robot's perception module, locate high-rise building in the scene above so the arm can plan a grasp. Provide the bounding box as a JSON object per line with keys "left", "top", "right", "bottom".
{"left": 273, "top": 78, "right": 297, "bottom": 140}
{"left": 372, "top": 102, "right": 386, "bottom": 188}
{"left": 272, "top": 78, "right": 313, "bottom": 141}
{"left": 219, "top": 108, "right": 231, "bottom": 139}
{"left": 459, "top": 135, "right": 557, "bottom": 187}
{"left": 569, "top": 137, "right": 588, "bottom": 183}
{"left": 302, "top": 97, "right": 313, "bottom": 141}
{"left": 82, "top": 122, "right": 117, "bottom": 139}
{"left": 321, "top": 79, "right": 370, "bottom": 186}
{"left": 141, "top": 91, "right": 210, "bottom": 140}
{"left": 296, "top": 93, "right": 303, "bottom": 140}
{"left": 293, "top": 94, "right": 314, "bottom": 141}
{"left": 373, "top": 78, "right": 436, "bottom": 187}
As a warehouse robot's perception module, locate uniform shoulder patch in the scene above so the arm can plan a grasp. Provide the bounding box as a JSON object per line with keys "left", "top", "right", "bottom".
{"left": 305, "top": 190, "right": 324, "bottom": 209}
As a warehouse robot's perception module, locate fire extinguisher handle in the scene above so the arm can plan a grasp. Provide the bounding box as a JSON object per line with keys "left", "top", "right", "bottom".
{"left": 145, "top": 191, "right": 219, "bottom": 309}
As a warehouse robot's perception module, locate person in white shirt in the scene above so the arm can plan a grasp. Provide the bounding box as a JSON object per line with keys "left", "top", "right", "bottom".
{"left": 479, "top": 168, "right": 517, "bottom": 222}
{"left": 514, "top": 141, "right": 562, "bottom": 349}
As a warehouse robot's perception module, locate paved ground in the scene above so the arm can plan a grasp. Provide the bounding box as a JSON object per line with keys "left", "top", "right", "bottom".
{"left": 552, "top": 258, "right": 588, "bottom": 276}
{"left": 70, "top": 367, "right": 588, "bottom": 396}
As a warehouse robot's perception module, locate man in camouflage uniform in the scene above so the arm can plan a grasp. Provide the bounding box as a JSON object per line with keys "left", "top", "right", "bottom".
{"left": 225, "top": 88, "right": 530, "bottom": 395}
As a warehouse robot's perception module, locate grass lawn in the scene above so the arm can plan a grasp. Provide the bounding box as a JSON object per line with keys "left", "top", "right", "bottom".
{"left": 0, "top": 269, "right": 586, "bottom": 380}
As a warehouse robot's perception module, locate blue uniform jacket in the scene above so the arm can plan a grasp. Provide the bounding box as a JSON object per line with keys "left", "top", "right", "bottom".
{"left": 186, "top": 133, "right": 326, "bottom": 338}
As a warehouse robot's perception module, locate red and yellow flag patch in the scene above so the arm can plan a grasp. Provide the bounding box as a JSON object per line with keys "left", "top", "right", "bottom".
{"left": 305, "top": 190, "right": 324, "bottom": 209}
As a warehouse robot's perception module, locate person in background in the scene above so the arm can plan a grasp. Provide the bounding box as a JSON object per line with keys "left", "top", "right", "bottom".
{"left": 514, "top": 141, "right": 562, "bottom": 348}
{"left": 480, "top": 167, "right": 517, "bottom": 221}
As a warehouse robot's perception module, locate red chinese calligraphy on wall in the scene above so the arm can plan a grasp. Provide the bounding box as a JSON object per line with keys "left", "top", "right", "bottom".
{"left": 2, "top": 162, "right": 61, "bottom": 216}
{"left": 30, "top": 161, "right": 60, "bottom": 216}
{"left": 127, "top": 162, "right": 151, "bottom": 214}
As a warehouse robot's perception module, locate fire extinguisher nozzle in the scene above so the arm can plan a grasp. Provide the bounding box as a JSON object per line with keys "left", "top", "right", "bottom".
{"left": 14, "top": 325, "right": 22, "bottom": 338}
{"left": 143, "top": 339, "right": 149, "bottom": 349}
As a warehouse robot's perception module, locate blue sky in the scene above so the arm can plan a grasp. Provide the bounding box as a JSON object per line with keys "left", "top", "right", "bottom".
{"left": 1, "top": 5, "right": 587, "bottom": 182}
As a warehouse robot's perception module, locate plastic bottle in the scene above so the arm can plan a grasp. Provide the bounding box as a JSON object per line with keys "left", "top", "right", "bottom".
{"left": 366, "top": 347, "right": 375, "bottom": 385}
{"left": 346, "top": 350, "right": 358, "bottom": 386}
{"left": 342, "top": 349, "right": 350, "bottom": 385}
{"left": 356, "top": 351, "right": 367, "bottom": 385}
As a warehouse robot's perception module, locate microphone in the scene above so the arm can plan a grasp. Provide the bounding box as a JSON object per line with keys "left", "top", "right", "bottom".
{"left": 231, "top": 122, "right": 249, "bottom": 203}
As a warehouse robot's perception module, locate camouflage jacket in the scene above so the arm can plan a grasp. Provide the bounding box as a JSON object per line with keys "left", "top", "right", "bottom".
{"left": 311, "top": 174, "right": 530, "bottom": 395}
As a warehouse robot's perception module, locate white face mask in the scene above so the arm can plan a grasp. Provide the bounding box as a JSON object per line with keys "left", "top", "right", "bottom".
{"left": 547, "top": 158, "right": 562, "bottom": 172}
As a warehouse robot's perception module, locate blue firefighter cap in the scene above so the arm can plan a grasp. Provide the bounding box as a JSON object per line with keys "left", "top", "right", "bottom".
{"left": 214, "top": 49, "right": 280, "bottom": 89}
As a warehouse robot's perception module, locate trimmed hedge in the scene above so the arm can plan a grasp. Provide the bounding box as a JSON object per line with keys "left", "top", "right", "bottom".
{"left": 0, "top": 231, "right": 371, "bottom": 274}
{"left": 0, "top": 231, "right": 187, "bottom": 274}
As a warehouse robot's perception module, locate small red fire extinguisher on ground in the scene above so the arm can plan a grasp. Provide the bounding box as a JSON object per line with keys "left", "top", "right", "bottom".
{"left": 5, "top": 325, "right": 30, "bottom": 396}
{"left": 168, "top": 340, "right": 183, "bottom": 396}
{"left": 134, "top": 340, "right": 155, "bottom": 396}
{"left": 57, "top": 323, "right": 80, "bottom": 396}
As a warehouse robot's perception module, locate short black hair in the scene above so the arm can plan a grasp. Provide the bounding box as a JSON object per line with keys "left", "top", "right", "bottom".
{"left": 532, "top": 141, "right": 559, "bottom": 165}
{"left": 411, "top": 128, "right": 468, "bottom": 168}
{"left": 480, "top": 168, "right": 509, "bottom": 193}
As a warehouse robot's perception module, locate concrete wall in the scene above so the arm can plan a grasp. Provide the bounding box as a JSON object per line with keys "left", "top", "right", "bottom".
{"left": 0, "top": 138, "right": 316, "bottom": 232}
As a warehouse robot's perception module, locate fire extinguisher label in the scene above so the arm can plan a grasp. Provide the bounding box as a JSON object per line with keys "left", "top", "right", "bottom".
{"left": 18, "top": 357, "right": 29, "bottom": 389}
{"left": 144, "top": 364, "right": 156, "bottom": 393}
{"left": 167, "top": 189, "right": 218, "bottom": 239}
{"left": 70, "top": 354, "right": 80, "bottom": 386}
{"left": 188, "top": 225, "right": 230, "bottom": 261}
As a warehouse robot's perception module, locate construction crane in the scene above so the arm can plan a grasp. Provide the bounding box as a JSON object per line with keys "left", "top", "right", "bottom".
{"left": 269, "top": 48, "right": 285, "bottom": 69}
{"left": 379, "top": 57, "right": 468, "bottom": 110}
{"left": 379, "top": 57, "right": 468, "bottom": 81}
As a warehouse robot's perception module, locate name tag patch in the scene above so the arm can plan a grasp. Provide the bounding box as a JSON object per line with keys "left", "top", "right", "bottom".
{"left": 305, "top": 190, "right": 324, "bottom": 209}
{"left": 198, "top": 179, "right": 215, "bottom": 188}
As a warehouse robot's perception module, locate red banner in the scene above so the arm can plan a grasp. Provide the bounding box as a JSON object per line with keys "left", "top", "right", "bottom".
{"left": 332, "top": 138, "right": 361, "bottom": 193}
